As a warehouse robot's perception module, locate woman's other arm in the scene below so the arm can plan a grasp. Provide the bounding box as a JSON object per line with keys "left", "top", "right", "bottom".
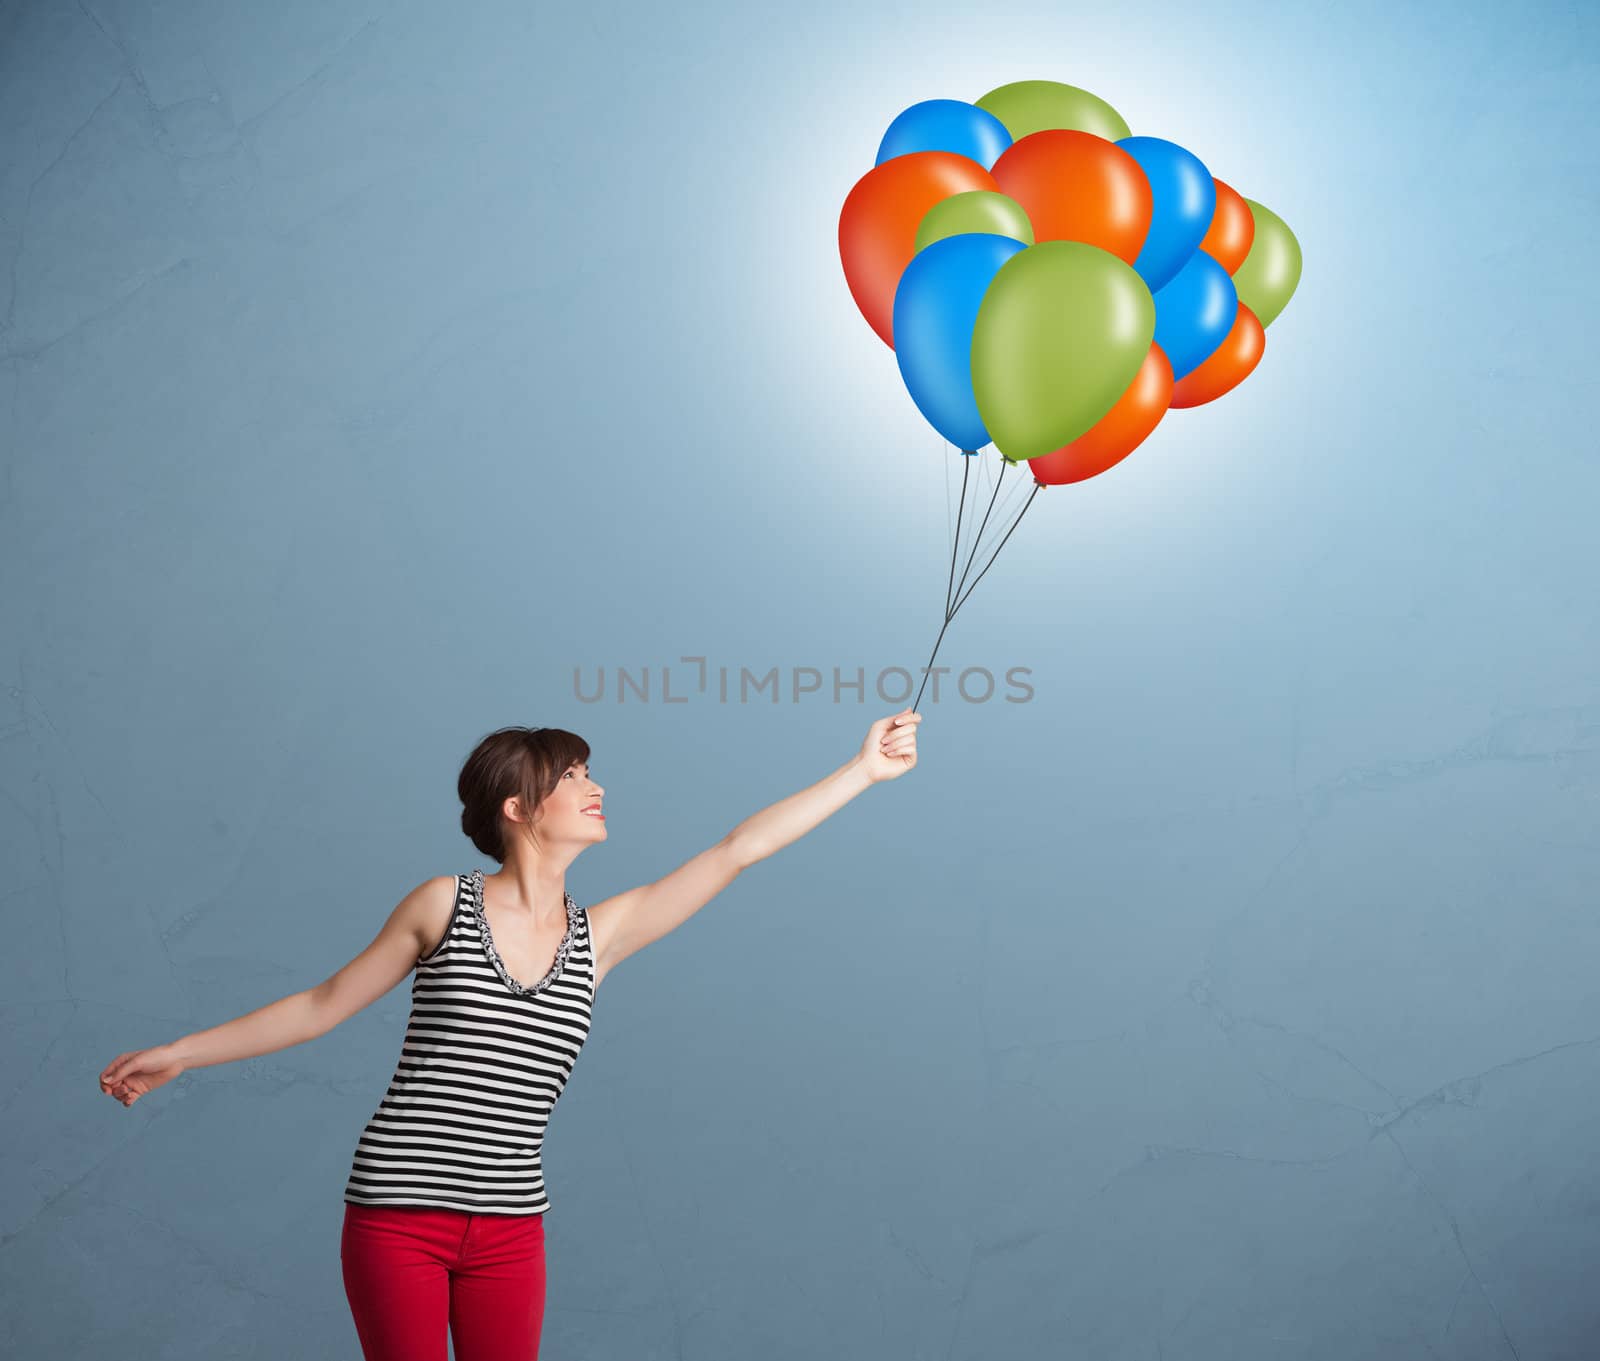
{"left": 98, "top": 875, "right": 455, "bottom": 1106}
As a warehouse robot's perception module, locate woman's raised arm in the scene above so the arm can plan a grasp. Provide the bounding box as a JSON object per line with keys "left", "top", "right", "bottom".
{"left": 587, "top": 709, "right": 921, "bottom": 982}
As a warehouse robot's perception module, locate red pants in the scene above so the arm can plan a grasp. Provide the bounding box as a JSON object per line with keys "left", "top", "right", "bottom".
{"left": 340, "top": 1202, "right": 547, "bottom": 1360}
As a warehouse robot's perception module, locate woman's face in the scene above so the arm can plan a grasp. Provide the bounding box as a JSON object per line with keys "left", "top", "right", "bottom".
{"left": 536, "top": 760, "right": 606, "bottom": 844}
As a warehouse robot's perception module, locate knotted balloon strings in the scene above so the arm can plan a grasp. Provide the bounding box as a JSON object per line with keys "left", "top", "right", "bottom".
{"left": 912, "top": 449, "right": 1042, "bottom": 713}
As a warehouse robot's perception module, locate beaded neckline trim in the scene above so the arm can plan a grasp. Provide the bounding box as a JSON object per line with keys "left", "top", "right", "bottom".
{"left": 469, "top": 868, "right": 578, "bottom": 997}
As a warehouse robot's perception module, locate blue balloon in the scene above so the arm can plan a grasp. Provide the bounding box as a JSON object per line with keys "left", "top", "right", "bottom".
{"left": 1152, "top": 250, "right": 1237, "bottom": 380}
{"left": 1115, "top": 136, "right": 1216, "bottom": 293}
{"left": 876, "top": 99, "right": 1013, "bottom": 170}
{"left": 893, "top": 233, "right": 1027, "bottom": 451}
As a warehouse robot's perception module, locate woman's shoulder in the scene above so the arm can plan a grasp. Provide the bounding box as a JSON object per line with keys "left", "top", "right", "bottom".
{"left": 413, "top": 873, "right": 469, "bottom": 962}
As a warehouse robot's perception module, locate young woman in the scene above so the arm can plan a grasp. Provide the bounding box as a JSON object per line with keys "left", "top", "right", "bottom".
{"left": 98, "top": 708, "right": 922, "bottom": 1360}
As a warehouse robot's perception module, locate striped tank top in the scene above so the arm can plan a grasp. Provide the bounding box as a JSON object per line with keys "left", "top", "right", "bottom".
{"left": 343, "top": 869, "right": 595, "bottom": 1215}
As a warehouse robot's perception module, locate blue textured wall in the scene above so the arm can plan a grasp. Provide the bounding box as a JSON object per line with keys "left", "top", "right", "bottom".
{"left": 4, "top": 1, "right": 1598, "bottom": 1357}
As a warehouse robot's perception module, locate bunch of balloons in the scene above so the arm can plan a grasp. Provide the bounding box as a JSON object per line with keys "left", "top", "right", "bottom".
{"left": 837, "top": 79, "right": 1303, "bottom": 709}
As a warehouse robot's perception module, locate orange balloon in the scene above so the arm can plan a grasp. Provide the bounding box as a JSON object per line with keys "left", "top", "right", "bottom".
{"left": 838, "top": 152, "right": 999, "bottom": 348}
{"left": 1169, "top": 304, "right": 1265, "bottom": 407}
{"left": 1026, "top": 344, "right": 1173, "bottom": 486}
{"left": 988, "top": 130, "right": 1152, "bottom": 265}
{"left": 1199, "top": 178, "right": 1255, "bottom": 274}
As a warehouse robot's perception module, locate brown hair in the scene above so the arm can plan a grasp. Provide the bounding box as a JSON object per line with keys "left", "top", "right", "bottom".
{"left": 457, "top": 726, "right": 591, "bottom": 863}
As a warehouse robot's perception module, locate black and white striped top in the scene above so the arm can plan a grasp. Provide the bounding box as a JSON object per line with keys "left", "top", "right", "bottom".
{"left": 343, "top": 869, "right": 596, "bottom": 1215}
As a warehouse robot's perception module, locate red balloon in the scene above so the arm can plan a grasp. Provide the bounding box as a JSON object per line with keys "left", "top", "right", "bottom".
{"left": 1169, "top": 304, "right": 1265, "bottom": 407}
{"left": 1199, "top": 178, "right": 1255, "bottom": 274}
{"left": 989, "top": 130, "right": 1152, "bottom": 265}
{"left": 838, "top": 152, "right": 998, "bottom": 348}
{"left": 1026, "top": 344, "right": 1174, "bottom": 486}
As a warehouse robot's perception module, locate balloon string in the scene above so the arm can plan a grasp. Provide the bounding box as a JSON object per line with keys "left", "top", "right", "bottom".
{"left": 912, "top": 478, "right": 1043, "bottom": 714}
{"left": 944, "top": 450, "right": 974, "bottom": 619}
{"left": 918, "top": 452, "right": 976, "bottom": 715}
{"left": 948, "top": 482, "right": 1040, "bottom": 620}
{"left": 942, "top": 437, "right": 957, "bottom": 586}
{"left": 948, "top": 454, "right": 1010, "bottom": 615}
{"left": 910, "top": 607, "right": 956, "bottom": 714}
{"left": 965, "top": 460, "right": 1036, "bottom": 576}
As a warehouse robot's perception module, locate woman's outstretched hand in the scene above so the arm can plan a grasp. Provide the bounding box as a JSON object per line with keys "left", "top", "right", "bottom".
{"left": 859, "top": 709, "right": 922, "bottom": 783}
{"left": 99, "top": 1045, "right": 185, "bottom": 1108}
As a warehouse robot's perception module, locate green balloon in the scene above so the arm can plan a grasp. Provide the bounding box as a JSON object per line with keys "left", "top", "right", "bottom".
{"left": 1233, "top": 200, "right": 1302, "bottom": 328}
{"left": 971, "top": 241, "right": 1154, "bottom": 462}
{"left": 974, "top": 79, "right": 1131, "bottom": 143}
{"left": 914, "top": 191, "right": 1035, "bottom": 253}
